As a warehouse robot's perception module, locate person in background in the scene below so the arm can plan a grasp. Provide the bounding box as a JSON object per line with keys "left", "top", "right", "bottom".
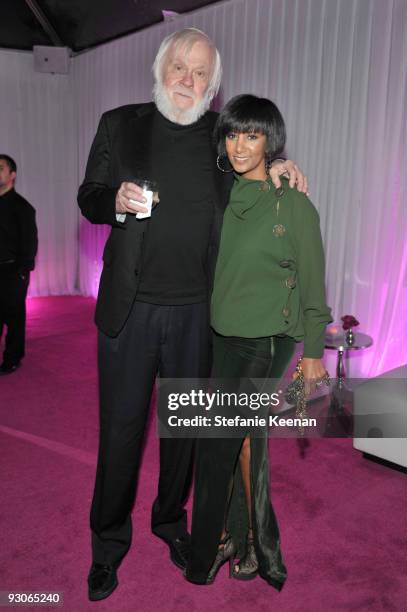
{"left": 0, "top": 154, "right": 38, "bottom": 375}
{"left": 78, "top": 29, "right": 307, "bottom": 601}
{"left": 186, "top": 95, "right": 332, "bottom": 588}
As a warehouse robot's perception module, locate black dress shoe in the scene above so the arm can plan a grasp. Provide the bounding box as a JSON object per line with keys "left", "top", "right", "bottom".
{"left": 0, "top": 362, "right": 20, "bottom": 375}
{"left": 166, "top": 535, "right": 190, "bottom": 570}
{"left": 88, "top": 564, "right": 118, "bottom": 601}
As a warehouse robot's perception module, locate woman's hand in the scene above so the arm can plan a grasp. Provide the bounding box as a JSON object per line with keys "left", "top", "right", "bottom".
{"left": 269, "top": 160, "right": 309, "bottom": 194}
{"left": 293, "top": 357, "right": 328, "bottom": 396}
{"left": 301, "top": 357, "right": 326, "bottom": 380}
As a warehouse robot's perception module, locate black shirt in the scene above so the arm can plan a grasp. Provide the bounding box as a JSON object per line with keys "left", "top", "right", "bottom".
{"left": 0, "top": 188, "right": 38, "bottom": 272}
{"left": 136, "top": 109, "right": 215, "bottom": 304}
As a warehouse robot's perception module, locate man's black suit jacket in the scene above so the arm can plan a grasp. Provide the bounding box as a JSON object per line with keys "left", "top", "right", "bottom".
{"left": 78, "top": 102, "right": 233, "bottom": 338}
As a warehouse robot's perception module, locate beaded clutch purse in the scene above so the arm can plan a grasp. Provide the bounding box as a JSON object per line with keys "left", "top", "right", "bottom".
{"left": 285, "top": 358, "right": 330, "bottom": 434}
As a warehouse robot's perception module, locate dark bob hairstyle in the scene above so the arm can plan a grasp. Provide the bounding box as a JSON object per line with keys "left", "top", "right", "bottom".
{"left": 214, "top": 94, "right": 286, "bottom": 160}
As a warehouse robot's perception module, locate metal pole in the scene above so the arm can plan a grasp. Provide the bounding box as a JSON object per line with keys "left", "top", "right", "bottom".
{"left": 25, "top": 0, "right": 64, "bottom": 47}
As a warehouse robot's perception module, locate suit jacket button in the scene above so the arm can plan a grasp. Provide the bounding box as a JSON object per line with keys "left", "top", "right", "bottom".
{"left": 279, "top": 260, "right": 290, "bottom": 268}
{"left": 282, "top": 307, "right": 290, "bottom": 317}
{"left": 285, "top": 276, "right": 296, "bottom": 289}
{"left": 273, "top": 223, "right": 286, "bottom": 237}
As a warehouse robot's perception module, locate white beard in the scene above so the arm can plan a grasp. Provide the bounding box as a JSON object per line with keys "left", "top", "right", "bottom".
{"left": 153, "top": 81, "right": 212, "bottom": 125}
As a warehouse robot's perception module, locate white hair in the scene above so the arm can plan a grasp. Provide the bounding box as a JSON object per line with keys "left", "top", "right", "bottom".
{"left": 152, "top": 27, "right": 222, "bottom": 101}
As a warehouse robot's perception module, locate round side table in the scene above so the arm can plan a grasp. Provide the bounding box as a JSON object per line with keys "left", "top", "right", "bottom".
{"left": 324, "top": 331, "right": 373, "bottom": 435}
{"left": 325, "top": 331, "right": 373, "bottom": 386}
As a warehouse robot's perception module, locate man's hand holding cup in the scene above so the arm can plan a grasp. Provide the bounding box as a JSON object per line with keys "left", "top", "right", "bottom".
{"left": 115, "top": 182, "right": 149, "bottom": 215}
{"left": 116, "top": 179, "right": 159, "bottom": 219}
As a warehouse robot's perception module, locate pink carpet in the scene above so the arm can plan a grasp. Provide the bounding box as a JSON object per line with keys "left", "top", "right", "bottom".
{"left": 0, "top": 296, "right": 406, "bottom": 611}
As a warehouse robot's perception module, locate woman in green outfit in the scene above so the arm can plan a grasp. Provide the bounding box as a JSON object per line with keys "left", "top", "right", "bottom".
{"left": 185, "top": 95, "right": 332, "bottom": 588}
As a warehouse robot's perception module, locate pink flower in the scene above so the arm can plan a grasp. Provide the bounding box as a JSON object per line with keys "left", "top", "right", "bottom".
{"left": 341, "top": 315, "right": 359, "bottom": 330}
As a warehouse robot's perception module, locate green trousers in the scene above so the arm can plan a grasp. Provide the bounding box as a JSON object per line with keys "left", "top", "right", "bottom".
{"left": 186, "top": 332, "right": 295, "bottom": 588}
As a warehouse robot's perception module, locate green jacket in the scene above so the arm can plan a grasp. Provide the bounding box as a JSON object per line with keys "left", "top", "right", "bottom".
{"left": 211, "top": 175, "right": 332, "bottom": 358}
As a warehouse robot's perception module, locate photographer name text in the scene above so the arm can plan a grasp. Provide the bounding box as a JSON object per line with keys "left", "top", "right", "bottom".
{"left": 167, "top": 415, "right": 317, "bottom": 428}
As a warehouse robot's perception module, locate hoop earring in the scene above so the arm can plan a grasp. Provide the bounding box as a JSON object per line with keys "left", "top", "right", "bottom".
{"left": 216, "top": 155, "right": 234, "bottom": 173}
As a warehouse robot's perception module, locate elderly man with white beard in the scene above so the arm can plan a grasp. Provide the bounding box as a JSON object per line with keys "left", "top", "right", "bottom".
{"left": 78, "top": 27, "right": 307, "bottom": 601}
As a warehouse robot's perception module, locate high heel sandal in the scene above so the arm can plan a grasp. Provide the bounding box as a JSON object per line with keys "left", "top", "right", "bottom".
{"left": 206, "top": 534, "right": 237, "bottom": 585}
{"left": 232, "top": 534, "right": 259, "bottom": 581}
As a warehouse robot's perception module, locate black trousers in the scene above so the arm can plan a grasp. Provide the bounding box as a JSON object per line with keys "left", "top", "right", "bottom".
{"left": 91, "top": 300, "right": 210, "bottom": 566}
{"left": 187, "top": 333, "right": 295, "bottom": 587}
{"left": 0, "top": 264, "right": 29, "bottom": 366}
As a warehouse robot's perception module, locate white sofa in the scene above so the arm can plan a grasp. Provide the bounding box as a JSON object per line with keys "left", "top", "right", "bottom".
{"left": 353, "top": 364, "right": 407, "bottom": 468}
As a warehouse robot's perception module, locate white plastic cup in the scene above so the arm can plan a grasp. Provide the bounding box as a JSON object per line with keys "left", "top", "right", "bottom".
{"left": 128, "top": 178, "right": 159, "bottom": 220}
